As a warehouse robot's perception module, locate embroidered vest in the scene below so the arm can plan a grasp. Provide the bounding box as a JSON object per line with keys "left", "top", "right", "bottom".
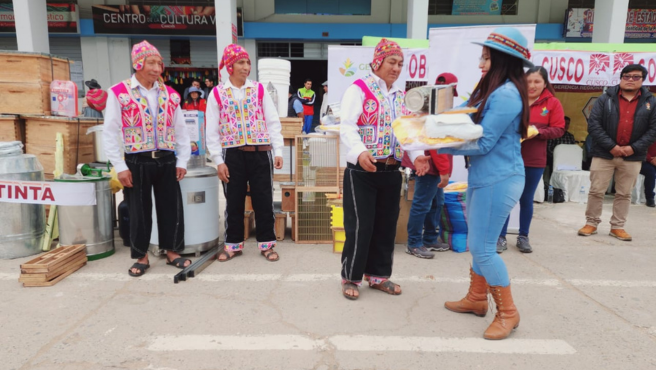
{"left": 212, "top": 81, "right": 270, "bottom": 148}
{"left": 110, "top": 79, "right": 181, "bottom": 153}
{"left": 353, "top": 75, "right": 406, "bottom": 161}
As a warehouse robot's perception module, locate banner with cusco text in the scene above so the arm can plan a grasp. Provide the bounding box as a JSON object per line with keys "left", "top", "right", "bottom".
{"left": 0, "top": 180, "right": 96, "bottom": 206}
{"left": 531, "top": 50, "right": 656, "bottom": 86}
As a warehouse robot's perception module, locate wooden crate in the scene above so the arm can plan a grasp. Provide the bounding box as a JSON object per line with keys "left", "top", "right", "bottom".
{"left": 24, "top": 116, "right": 100, "bottom": 178}
{"left": 0, "top": 52, "right": 71, "bottom": 84}
{"left": 332, "top": 227, "right": 345, "bottom": 253}
{"left": 0, "top": 82, "right": 51, "bottom": 115}
{"left": 275, "top": 212, "right": 287, "bottom": 241}
{"left": 19, "top": 244, "right": 87, "bottom": 287}
{"left": 395, "top": 197, "right": 413, "bottom": 244}
{"left": 280, "top": 117, "right": 303, "bottom": 139}
{"left": 244, "top": 211, "right": 255, "bottom": 240}
{"left": 280, "top": 182, "right": 296, "bottom": 212}
{"left": 0, "top": 115, "right": 25, "bottom": 146}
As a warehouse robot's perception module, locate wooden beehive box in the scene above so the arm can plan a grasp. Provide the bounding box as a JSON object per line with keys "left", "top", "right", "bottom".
{"left": 0, "top": 52, "right": 71, "bottom": 84}
{"left": 24, "top": 115, "right": 100, "bottom": 179}
{"left": 0, "top": 115, "right": 25, "bottom": 146}
{"left": 280, "top": 117, "right": 303, "bottom": 139}
{"left": 280, "top": 182, "right": 296, "bottom": 212}
{"left": 0, "top": 82, "right": 51, "bottom": 115}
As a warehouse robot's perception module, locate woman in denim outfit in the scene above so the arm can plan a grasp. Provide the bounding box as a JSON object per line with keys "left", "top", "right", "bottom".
{"left": 439, "top": 28, "right": 532, "bottom": 340}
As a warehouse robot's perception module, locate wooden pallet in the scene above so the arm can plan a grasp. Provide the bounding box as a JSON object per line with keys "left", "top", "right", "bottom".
{"left": 19, "top": 245, "right": 87, "bottom": 287}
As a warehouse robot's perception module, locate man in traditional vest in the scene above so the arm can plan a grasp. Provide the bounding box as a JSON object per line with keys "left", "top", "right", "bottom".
{"left": 103, "top": 40, "right": 192, "bottom": 277}
{"left": 206, "top": 44, "right": 284, "bottom": 262}
{"left": 339, "top": 38, "right": 424, "bottom": 300}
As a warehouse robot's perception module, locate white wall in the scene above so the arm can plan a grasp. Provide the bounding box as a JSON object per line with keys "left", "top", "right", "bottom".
{"left": 80, "top": 36, "right": 131, "bottom": 91}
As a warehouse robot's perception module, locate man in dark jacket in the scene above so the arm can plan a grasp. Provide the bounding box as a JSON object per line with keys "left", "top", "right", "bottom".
{"left": 288, "top": 85, "right": 304, "bottom": 118}
{"left": 578, "top": 64, "right": 656, "bottom": 241}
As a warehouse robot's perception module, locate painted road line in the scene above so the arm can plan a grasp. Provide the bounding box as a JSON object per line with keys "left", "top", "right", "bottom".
{"left": 149, "top": 335, "right": 323, "bottom": 351}
{"left": 568, "top": 279, "right": 656, "bottom": 288}
{"left": 148, "top": 334, "right": 576, "bottom": 355}
{"left": 1, "top": 272, "right": 654, "bottom": 288}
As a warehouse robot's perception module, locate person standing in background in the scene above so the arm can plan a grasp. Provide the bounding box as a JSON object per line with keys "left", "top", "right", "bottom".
{"left": 640, "top": 142, "right": 656, "bottom": 207}
{"left": 298, "top": 79, "right": 315, "bottom": 133}
{"left": 497, "top": 66, "right": 565, "bottom": 254}
{"left": 578, "top": 64, "right": 656, "bottom": 241}
{"left": 182, "top": 86, "right": 207, "bottom": 113}
{"left": 288, "top": 86, "right": 304, "bottom": 118}
{"left": 203, "top": 77, "right": 214, "bottom": 100}
{"left": 320, "top": 81, "right": 329, "bottom": 117}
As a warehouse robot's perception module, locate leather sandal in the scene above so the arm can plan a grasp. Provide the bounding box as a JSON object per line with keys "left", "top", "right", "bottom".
{"left": 369, "top": 280, "right": 402, "bottom": 295}
{"left": 217, "top": 250, "right": 242, "bottom": 262}
{"left": 261, "top": 248, "right": 279, "bottom": 262}
{"left": 128, "top": 262, "right": 150, "bottom": 277}
{"left": 342, "top": 282, "right": 359, "bottom": 300}
{"left": 166, "top": 257, "right": 191, "bottom": 269}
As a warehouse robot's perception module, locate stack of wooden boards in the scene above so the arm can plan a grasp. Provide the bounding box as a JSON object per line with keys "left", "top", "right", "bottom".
{"left": 18, "top": 245, "right": 87, "bottom": 287}
{"left": 0, "top": 51, "right": 72, "bottom": 115}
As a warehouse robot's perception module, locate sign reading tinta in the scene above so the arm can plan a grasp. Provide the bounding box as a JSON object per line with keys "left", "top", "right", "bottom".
{"left": 92, "top": 5, "right": 217, "bottom": 35}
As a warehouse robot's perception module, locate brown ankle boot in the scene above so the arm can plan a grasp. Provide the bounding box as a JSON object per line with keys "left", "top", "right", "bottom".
{"left": 444, "top": 268, "right": 488, "bottom": 317}
{"left": 484, "top": 285, "right": 520, "bottom": 340}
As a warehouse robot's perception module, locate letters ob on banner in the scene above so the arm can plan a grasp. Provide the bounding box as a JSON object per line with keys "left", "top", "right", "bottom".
{"left": 326, "top": 46, "right": 429, "bottom": 105}
{"left": 0, "top": 180, "right": 96, "bottom": 206}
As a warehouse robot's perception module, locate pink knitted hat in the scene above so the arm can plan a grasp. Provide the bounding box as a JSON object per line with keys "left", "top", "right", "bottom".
{"left": 86, "top": 89, "right": 108, "bottom": 112}
{"left": 371, "top": 38, "right": 403, "bottom": 71}
{"left": 219, "top": 44, "right": 250, "bottom": 75}
{"left": 131, "top": 40, "right": 162, "bottom": 71}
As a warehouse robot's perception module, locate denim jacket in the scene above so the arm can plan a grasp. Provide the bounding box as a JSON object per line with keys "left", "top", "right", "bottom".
{"left": 440, "top": 81, "right": 525, "bottom": 188}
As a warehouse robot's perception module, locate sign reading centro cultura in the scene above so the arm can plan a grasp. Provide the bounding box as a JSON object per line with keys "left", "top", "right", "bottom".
{"left": 92, "top": 5, "right": 218, "bottom": 35}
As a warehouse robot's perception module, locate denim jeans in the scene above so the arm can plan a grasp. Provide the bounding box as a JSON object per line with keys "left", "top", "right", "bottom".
{"left": 407, "top": 174, "right": 444, "bottom": 248}
{"left": 640, "top": 161, "right": 656, "bottom": 201}
{"left": 500, "top": 166, "right": 544, "bottom": 237}
{"left": 467, "top": 175, "right": 524, "bottom": 287}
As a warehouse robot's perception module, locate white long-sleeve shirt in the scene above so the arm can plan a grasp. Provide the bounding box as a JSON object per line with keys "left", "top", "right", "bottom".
{"left": 103, "top": 75, "right": 191, "bottom": 173}
{"left": 339, "top": 74, "right": 421, "bottom": 165}
{"left": 205, "top": 79, "right": 284, "bottom": 165}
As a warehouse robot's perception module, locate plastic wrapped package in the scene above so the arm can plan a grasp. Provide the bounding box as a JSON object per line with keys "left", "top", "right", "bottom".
{"left": 439, "top": 189, "right": 468, "bottom": 253}
{"left": 392, "top": 112, "right": 483, "bottom": 151}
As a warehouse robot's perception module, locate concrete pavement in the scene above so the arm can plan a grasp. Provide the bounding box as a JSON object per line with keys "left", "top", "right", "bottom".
{"left": 1, "top": 197, "right": 656, "bottom": 370}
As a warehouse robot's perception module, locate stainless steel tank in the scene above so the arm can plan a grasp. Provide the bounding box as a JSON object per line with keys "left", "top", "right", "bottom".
{"left": 56, "top": 175, "right": 114, "bottom": 260}
{"left": 149, "top": 165, "right": 220, "bottom": 256}
{"left": 0, "top": 142, "right": 46, "bottom": 259}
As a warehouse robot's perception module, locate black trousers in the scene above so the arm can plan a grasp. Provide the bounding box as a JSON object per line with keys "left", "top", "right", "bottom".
{"left": 125, "top": 154, "right": 184, "bottom": 259}
{"left": 341, "top": 162, "right": 402, "bottom": 284}
{"left": 222, "top": 148, "right": 276, "bottom": 249}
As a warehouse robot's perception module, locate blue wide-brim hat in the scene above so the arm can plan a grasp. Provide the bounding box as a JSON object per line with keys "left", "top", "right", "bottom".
{"left": 473, "top": 27, "right": 534, "bottom": 68}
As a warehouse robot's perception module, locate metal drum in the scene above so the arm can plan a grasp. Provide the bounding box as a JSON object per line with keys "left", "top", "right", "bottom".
{"left": 55, "top": 175, "right": 114, "bottom": 260}
{"left": 149, "top": 165, "right": 220, "bottom": 256}
{"left": 86, "top": 125, "right": 108, "bottom": 163}
{"left": 0, "top": 142, "right": 46, "bottom": 259}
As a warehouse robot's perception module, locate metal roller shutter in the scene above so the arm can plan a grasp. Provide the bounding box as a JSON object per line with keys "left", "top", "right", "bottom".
{"left": 190, "top": 39, "right": 218, "bottom": 68}
{"left": 0, "top": 37, "right": 18, "bottom": 51}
